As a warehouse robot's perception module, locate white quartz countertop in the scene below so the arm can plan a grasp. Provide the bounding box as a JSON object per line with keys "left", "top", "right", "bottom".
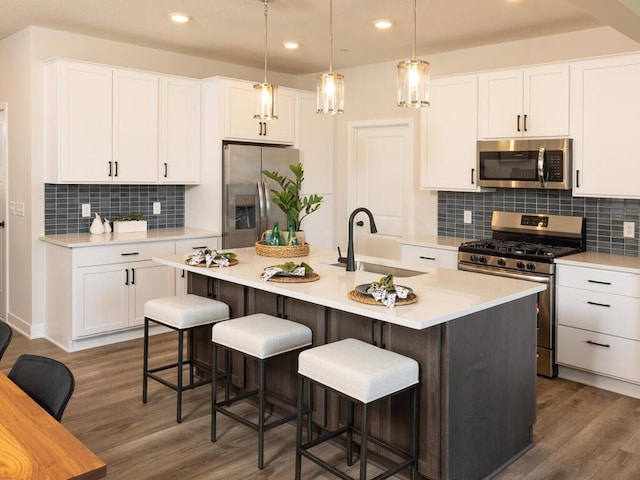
{"left": 153, "top": 247, "right": 545, "bottom": 330}
{"left": 555, "top": 251, "right": 640, "bottom": 275}
{"left": 400, "top": 235, "right": 474, "bottom": 251}
{"left": 40, "top": 227, "right": 220, "bottom": 248}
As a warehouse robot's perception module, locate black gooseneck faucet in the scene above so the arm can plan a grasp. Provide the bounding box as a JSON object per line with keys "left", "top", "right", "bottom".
{"left": 346, "top": 207, "right": 378, "bottom": 272}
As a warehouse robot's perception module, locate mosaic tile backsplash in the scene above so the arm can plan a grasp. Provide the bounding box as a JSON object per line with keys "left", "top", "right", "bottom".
{"left": 45, "top": 184, "right": 185, "bottom": 235}
{"left": 438, "top": 189, "right": 640, "bottom": 257}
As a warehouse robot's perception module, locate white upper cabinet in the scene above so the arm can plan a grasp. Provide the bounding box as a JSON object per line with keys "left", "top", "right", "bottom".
{"left": 478, "top": 64, "right": 569, "bottom": 139}
{"left": 159, "top": 77, "right": 201, "bottom": 184}
{"left": 44, "top": 59, "right": 201, "bottom": 184}
{"left": 113, "top": 69, "right": 158, "bottom": 183}
{"left": 570, "top": 53, "right": 640, "bottom": 198}
{"left": 223, "top": 79, "right": 295, "bottom": 144}
{"left": 45, "top": 60, "right": 113, "bottom": 182}
{"left": 421, "top": 74, "right": 480, "bottom": 191}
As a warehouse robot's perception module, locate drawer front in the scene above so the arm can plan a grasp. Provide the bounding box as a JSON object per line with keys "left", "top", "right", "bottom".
{"left": 557, "top": 325, "right": 640, "bottom": 384}
{"left": 400, "top": 245, "right": 457, "bottom": 270}
{"left": 75, "top": 241, "right": 175, "bottom": 266}
{"left": 174, "top": 237, "right": 219, "bottom": 255}
{"left": 557, "top": 286, "right": 640, "bottom": 340}
{"left": 557, "top": 264, "right": 640, "bottom": 297}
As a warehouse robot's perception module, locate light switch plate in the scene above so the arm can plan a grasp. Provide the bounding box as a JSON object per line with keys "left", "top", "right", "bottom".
{"left": 153, "top": 202, "right": 161, "bottom": 215}
{"left": 624, "top": 222, "right": 635, "bottom": 238}
{"left": 16, "top": 202, "right": 25, "bottom": 217}
{"left": 8, "top": 201, "right": 15, "bottom": 215}
{"left": 82, "top": 204, "right": 91, "bottom": 217}
{"left": 464, "top": 210, "right": 472, "bottom": 224}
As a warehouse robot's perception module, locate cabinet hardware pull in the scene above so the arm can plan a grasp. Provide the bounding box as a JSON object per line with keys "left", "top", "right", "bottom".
{"left": 586, "top": 340, "right": 610, "bottom": 348}
{"left": 192, "top": 246, "right": 207, "bottom": 250}
{"left": 587, "top": 279, "right": 611, "bottom": 285}
{"left": 264, "top": 122, "right": 267, "bottom": 136}
{"left": 587, "top": 301, "right": 610, "bottom": 308}
{"left": 120, "top": 252, "right": 139, "bottom": 256}
{"left": 114, "top": 161, "right": 118, "bottom": 177}
{"left": 108, "top": 161, "right": 112, "bottom": 177}
{"left": 125, "top": 269, "right": 129, "bottom": 286}
{"left": 576, "top": 169, "right": 580, "bottom": 188}
{"left": 131, "top": 268, "right": 135, "bottom": 285}
{"left": 517, "top": 114, "right": 521, "bottom": 132}
{"left": 181, "top": 270, "right": 185, "bottom": 278}
{"left": 164, "top": 162, "right": 168, "bottom": 178}
{"left": 471, "top": 168, "right": 475, "bottom": 185}
{"left": 523, "top": 114, "right": 528, "bottom": 131}
{"left": 419, "top": 256, "right": 436, "bottom": 261}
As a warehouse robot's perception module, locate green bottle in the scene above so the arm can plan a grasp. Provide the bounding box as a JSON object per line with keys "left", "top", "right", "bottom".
{"left": 287, "top": 221, "right": 296, "bottom": 246}
{"left": 269, "top": 221, "right": 281, "bottom": 246}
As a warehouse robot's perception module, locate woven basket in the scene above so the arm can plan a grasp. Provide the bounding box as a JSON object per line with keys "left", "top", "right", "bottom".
{"left": 255, "top": 241, "right": 310, "bottom": 258}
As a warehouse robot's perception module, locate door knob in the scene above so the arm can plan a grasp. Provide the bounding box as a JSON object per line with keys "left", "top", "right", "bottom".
{"left": 356, "top": 220, "right": 364, "bottom": 227}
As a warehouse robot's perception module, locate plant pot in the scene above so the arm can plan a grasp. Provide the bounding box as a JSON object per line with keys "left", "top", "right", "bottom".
{"left": 113, "top": 220, "right": 147, "bottom": 233}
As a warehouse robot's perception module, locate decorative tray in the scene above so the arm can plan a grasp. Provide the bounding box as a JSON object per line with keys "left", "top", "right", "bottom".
{"left": 264, "top": 272, "right": 320, "bottom": 283}
{"left": 185, "top": 258, "right": 238, "bottom": 267}
{"left": 348, "top": 289, "right": 418, "bottom": 306}
{"left": 255, "top": 241, "right": 310, "bottom": 258}
{"left": 348, "top": 281, "right": 418, "bottom": 307}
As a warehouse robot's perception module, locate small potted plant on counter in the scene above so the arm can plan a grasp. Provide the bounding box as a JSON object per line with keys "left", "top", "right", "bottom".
{"left": 112, "top": 214, "right": 147, "bottom": 233}
{"left": 261, "top": 162, "right": 323, "bottom": 245}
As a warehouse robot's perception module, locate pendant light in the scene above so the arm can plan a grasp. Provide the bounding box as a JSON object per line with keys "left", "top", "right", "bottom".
{"left": 316, "top": 0, "right": 344, "bottom": 114}
{"left": 397, "top": 0, "right": 430, "bottom": 108}
{"left": 254, "top": 0, "right": 278, "bottom": 119}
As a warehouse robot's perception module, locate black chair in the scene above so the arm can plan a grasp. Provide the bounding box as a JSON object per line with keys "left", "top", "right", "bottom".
{"left": 0, "top": 322, "right": 12, "bottom": 360}
{"left": 8, "top": 354, "right": 75, "bottom": 422}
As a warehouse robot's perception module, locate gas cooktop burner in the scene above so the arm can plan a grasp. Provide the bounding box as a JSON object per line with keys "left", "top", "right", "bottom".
{"left": 459, "top": 239, "right": 582, "bottom": 261}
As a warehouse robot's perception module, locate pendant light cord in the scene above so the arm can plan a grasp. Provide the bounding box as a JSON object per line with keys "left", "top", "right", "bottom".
{"left": 263, "top": 0, "right": 268, "bottom": 83}
{"left": 329, "top": 0, "right": 333, "bottom": 73}
{"left": 412, "top": 0, "right": 417, "bottom": 59}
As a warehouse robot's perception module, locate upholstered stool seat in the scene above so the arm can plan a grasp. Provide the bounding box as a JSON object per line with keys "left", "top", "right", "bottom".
{"left": 143, "top": 294, "right": 230, "bottom": 423}
{"left": 296, "top": 338, "right": 420, "bottom": 480}
{"left": 211, "top": 313, "right": 312, "bottom": 469}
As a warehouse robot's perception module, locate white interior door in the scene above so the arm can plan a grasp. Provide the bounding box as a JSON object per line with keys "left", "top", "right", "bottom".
{"left": 0, "top": 107, "right": 7, "bottom": 319}
{"left": 348, "top": 120, "right": 414, "bottom": 259}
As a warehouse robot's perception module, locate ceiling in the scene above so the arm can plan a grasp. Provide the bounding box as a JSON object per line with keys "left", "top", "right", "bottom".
{"left": 0, "top": 0, "right": 639, "bottom": 75}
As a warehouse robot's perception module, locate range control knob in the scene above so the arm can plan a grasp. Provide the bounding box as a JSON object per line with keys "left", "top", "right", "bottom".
{"left": 470, "top": 255, "right": 478, "bottom": 262}
{"left": 497, "top": 258, "right": 506, "bottom": 267}
{"left": 526, "top": 263, "right": 536, "bottom": 271}
{"left": 516, "top": 261, "right": 526, "bottom": 269}
{"left": 479, "top": 256, "right": 488, "bottom": 264}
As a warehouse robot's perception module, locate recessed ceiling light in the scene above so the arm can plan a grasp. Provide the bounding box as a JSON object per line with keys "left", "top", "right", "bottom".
{"left": 169, "top": 12, "right": 191, "bottom": 23}
{"left": 283, "top": 41, "right": 300, "bottom": 49}
{"left": 374, "top": 19, "right": 393, "bottom": 29}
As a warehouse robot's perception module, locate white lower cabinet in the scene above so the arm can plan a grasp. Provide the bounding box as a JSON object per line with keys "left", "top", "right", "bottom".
{"left": 557, "top": 264, "right": 640, "bottom": 385}
{"left": 400, "top": 244, "right": 458, "bottom": 270}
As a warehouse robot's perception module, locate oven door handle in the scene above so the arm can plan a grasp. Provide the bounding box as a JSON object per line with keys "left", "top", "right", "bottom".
{"left": 459, "top": 263, "right": 551, "bottom": 284}
{"left": 538, "top": 147, "right": 546, "bottom": 188}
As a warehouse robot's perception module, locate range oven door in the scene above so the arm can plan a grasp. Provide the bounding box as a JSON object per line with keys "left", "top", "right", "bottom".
{"left": 458, "top": 262, "right": 556, "bottom": 377}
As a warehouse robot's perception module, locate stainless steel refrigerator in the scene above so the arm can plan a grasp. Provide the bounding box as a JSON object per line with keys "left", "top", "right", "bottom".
{"left": 222, "top": 143, "right": 300, "bottom": 248}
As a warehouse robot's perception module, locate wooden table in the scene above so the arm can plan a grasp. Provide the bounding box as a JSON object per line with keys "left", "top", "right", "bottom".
{"left": 0, "top": 372, "right": 107, "bottom": 479}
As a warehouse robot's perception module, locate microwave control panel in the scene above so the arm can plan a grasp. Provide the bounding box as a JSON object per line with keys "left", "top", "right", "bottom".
{"left": 547, "top": 151, "right": 563, "bottom": 181}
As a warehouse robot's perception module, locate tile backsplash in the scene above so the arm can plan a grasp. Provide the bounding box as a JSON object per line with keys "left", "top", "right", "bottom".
{"left": 438, "top": 189, "right": 640, "bottom": 257}
{"left": 45, "top": 184, "right": 185, "bottom": 235}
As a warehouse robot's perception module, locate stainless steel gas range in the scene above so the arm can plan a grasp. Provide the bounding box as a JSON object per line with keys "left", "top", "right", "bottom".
{"left": 458, "top": 211, "right": 585, "bottom": 377}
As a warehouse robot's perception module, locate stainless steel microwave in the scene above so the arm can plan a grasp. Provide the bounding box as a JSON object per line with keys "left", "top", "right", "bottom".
{"left": 477, "top": 138, "right": 572, "bottom": 190}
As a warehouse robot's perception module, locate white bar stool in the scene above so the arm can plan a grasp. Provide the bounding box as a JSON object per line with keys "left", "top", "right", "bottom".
{"left": 211, "top": 313, "right": 312, "bottom": 469}
{"left": 143, "top": 294, "right": 230, "bottom": 423}
{"left": 296, "top": 338, "right": 420, "bottom": 480}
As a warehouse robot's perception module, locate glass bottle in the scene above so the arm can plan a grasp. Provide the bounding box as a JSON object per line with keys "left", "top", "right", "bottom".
{"left": 287, "top": 221, "right": 297, "bottom": 246}
{"left": 269, "top": 221, "right": 281, "bottom": 246}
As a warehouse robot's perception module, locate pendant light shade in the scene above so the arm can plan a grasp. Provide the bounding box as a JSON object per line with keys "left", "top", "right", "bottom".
{"left": 254, "top": 0, "right": 278, "bottom": 119}
{"left": 397, "top": 0, "right": 430, "bottom": 108}
{"left": 316, "top": 0, "right": 344, "bottom": 114}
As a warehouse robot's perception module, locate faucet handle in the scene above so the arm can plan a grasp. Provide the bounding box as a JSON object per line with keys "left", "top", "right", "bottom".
{"left": 337, "top": 246, "right": 347, "bottom": 264}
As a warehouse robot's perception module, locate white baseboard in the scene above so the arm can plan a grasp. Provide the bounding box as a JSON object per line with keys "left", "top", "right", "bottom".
{"left": 558, "top": 365, "right": 640, "bottom": 399}
{"left": 45, "top": 324, "right": 172, "bottom": 353}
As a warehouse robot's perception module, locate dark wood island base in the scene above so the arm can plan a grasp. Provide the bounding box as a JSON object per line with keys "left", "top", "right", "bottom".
{"left": 188, "top": 273, "right": 537, "bottom": 480}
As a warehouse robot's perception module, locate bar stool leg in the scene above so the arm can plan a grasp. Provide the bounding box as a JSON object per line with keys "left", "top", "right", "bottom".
{"left": 347, "top": 399, "right": 355, "bottom": 466}
{"left": 224, "top": 349, "right": 231, "bottom": 401}
{"left": 360, "top": 403, "right": 369, "bottom": 480}
{"left": 142, "top": 317, "right": 149, "bottom": 403}
{"left": 295, "top": 376, "right": 304, "bottom": 480}
{"left": 176, "top": 329, "right": 184, "bottom": 423}
{"left": 306, "top": 380, "right": 313, "bottom": 443}
{"left": 411, "top": 385, "right": 419, "bottom": 480}
{"left": 211, "top": 343, "right": 219, "bottom": 442}
{"left": 258, "top": 358, "right": 267, "bottom": 469}
{"left": 188, "top": 329, "right": 194, "bottom": 385}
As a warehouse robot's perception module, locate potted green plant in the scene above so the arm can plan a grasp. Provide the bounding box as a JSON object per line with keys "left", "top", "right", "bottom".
{"left": 261, "top": 162, "right": 323, "bottom": 240}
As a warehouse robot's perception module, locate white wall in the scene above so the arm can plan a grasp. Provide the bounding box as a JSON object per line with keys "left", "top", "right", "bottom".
{"left": 298, "top": 26, "right": 640, "bottom": 255}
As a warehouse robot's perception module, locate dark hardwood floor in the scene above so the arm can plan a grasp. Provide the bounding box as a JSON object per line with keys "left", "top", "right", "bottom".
{"left": 2, "top": 329, "right": 640, "bottom": 479}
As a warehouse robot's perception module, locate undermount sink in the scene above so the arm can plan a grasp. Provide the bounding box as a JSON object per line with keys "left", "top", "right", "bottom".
{"left": 326, "top": 260, "right": 427, "bottom": 278}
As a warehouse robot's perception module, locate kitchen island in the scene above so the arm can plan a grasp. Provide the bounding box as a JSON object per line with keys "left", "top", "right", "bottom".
{"left": 154, "top": 247, "right": 545, "bottom": 480}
